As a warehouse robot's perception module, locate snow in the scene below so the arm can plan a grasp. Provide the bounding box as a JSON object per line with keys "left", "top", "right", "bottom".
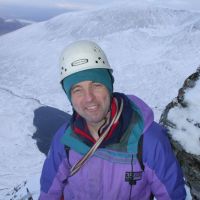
{"left": 168, "top": 78, "right": 200, "bottom": 155}
{"left": 4, "top": 19, "right": 34, "bottom": 24}
{"left": 4, "top": 174, "right": 41, "bottom": 200}
{"left": 0, "top": 89, "right": 45, "bottom": 199}
{"left": 0, "top": 0, "right": 200, "bottom": 199}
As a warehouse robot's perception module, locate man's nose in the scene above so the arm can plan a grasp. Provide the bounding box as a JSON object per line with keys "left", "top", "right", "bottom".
{"left": 84, "top": 88, "right": 95, "bottom": 102}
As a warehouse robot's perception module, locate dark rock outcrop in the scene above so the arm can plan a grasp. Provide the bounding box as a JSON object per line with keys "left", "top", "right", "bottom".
{"left": 160, "top": 67, "right": 200, "bottom": 200}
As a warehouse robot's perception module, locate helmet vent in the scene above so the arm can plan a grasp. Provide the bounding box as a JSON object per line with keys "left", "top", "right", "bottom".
{"left": 71, "top": 59, "right": 88, "bottom": 66}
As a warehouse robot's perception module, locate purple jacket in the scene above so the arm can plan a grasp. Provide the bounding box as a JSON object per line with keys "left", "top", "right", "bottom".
{"left": 39, "top": 94, "right": 186, "bottom": 200}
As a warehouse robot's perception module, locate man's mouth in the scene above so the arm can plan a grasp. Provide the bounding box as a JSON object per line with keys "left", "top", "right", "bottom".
{"left": 86, "top": 105, "right": 98, "bottom": 111}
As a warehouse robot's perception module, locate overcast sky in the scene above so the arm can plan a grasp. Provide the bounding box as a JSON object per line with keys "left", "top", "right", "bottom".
{"left": 0, "top": 0, "right": 200, "bottom": 21}
{"left": 0, "top": 0, "right": 107, "bottom": 9}
{"left": 1, "top": 0, "right": 200, "bottom": 8}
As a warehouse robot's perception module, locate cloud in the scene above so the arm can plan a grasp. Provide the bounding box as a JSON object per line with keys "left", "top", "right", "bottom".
{"left": 55, "top": 2, "right": 94, "bottom": 10}
{"left": 0, "top": 0, "right": 97, "bottom": 9}
{"left": 0, "top": 0, "right": 50, "bottom": 7}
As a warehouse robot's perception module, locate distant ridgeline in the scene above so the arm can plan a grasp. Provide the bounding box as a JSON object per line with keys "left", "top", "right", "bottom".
{"left": 0, "top": 17, "right": 32, "bottom": 36}
{"left": 160, "top": 66, "right": 200, "bottom": 200}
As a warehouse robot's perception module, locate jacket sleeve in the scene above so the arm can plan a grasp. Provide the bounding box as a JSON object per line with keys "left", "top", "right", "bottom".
{"left": 39, "top": 124, "right": 70, "bottom": 200}
{"left": 143, "top": 122, "right": 186, "bottom": 200}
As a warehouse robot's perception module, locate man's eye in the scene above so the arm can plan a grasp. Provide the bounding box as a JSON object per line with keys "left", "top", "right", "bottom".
{"left": 71, "top": 88, "right": 81, "bottom": 94}
{"left": 93, "top": 83, "right": 103, "bottom": 87}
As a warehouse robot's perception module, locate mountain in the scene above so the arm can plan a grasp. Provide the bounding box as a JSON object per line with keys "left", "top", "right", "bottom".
{"left": 0, "top": 1, "right": 200, "bottom": 199}
{"left": 0, "top": 17, "right": 33, "bottom": 36}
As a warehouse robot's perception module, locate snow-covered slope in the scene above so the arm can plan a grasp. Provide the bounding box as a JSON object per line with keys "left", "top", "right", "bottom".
{"left": 1, "top": 4, "right": 200, "bottom": 118}
{"left": 0, "top": 2, "right": 200, "bottom": 199}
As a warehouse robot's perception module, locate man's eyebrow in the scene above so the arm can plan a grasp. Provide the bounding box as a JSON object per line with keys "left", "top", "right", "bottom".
{"left": 71, "top": 84, "right": 81, "bottom": 90}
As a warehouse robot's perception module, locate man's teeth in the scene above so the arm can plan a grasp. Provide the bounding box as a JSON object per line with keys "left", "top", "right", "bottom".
{"left": 87, "top": 105, "right": 98, "bottom": 110}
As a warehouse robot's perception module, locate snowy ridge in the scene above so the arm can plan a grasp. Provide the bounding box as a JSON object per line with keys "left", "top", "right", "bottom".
{"left": 0, "top": 3, "right": 200, "bottom": 199}
{"left": 43, "top": 6, "right": 198, "bottom": 37}
{"left": 0, "top": 5, "right": 200, "bottom": 114}
{"left": 0, "top": 17, "right": 32, "bottom": 36}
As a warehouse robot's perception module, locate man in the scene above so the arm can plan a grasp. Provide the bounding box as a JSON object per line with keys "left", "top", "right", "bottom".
{"left": 39, "top": 40, "right": 186, "bottom": 199}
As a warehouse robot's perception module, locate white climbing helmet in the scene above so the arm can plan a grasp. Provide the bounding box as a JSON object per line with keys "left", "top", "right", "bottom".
{"left": 59, "top": 40, "right": 112, "bottom": 82}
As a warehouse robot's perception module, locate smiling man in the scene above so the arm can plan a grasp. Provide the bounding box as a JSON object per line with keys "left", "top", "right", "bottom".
{"left": 70, "top": 79, "right": 111, "bottom": 141}
{"left": 39, "top": 40, "right": 186, "bottom": 200}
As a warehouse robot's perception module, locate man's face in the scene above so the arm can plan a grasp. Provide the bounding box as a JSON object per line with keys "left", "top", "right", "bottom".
{"left": 71, "top": 81, "right": 111, "bottom": 126}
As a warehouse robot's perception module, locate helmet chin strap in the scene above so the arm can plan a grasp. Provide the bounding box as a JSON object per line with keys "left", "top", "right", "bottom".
{"left": 69, "top": 97, "right": 124, "bottom": 176}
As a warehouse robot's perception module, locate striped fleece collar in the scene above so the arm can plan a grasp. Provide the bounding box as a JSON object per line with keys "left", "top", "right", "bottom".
{"left": 68, "top": 93, "right": 140, "bottom": 148}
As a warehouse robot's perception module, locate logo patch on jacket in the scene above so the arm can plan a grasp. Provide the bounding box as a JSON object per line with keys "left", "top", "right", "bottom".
{"left": 125, "top": 171, "right": 143, "bottom": 185}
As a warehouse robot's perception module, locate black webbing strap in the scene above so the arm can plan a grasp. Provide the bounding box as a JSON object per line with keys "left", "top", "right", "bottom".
{"left": 137, "top": 134, "right": 155, "bottom": 200}
{"left": 150, "top": 193, "right": 154, "bottom": 200}
{"left": 137, "top": 134, "right": 145, "bottom": 171}
{"left": 65, "top": 145, "right": 71, "bottom": 167}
